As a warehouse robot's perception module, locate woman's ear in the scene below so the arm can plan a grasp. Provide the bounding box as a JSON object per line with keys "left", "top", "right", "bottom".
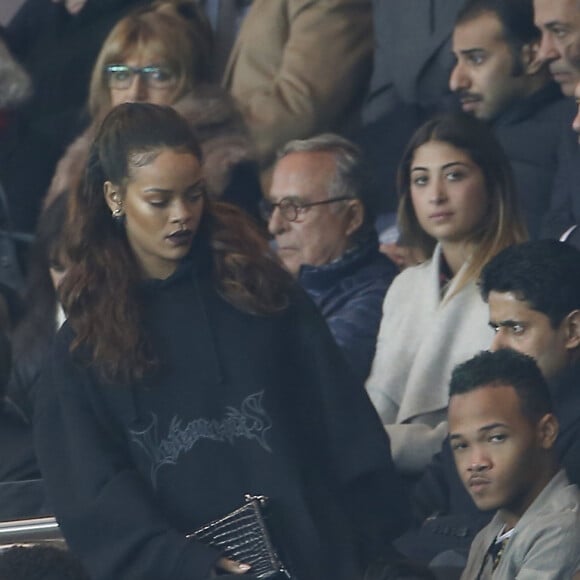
{"left": 345, "top": 199, "right": 365, "bottom": 238}
{"left": 104, "top": 181, "right": 123, "bottom": 215}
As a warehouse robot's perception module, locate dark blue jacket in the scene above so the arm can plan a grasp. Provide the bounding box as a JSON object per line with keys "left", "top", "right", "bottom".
{"left": 299, "top": 235, "right": 398, "bottom": 385}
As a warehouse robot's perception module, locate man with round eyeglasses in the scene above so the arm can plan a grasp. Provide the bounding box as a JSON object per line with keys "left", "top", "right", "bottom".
{"left": 263, "top": 133, "right": 398, "bottom": 384}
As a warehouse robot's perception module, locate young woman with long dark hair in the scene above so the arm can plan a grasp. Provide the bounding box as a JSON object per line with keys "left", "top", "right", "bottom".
{"left": 34, "top": 102, "right": 407, "bottom": 580}
{"left": 366, "top": 113, "right": 527, "bottom": 476}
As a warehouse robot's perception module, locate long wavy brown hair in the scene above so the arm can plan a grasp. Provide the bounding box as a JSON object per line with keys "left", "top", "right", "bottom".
{"left": 61, "top": 102, "right": 292, "bottom": 384}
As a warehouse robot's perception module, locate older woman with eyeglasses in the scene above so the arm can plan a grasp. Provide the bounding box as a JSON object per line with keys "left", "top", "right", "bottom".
{"left": 45, "top": 0, "right": 262, "bottom": 219}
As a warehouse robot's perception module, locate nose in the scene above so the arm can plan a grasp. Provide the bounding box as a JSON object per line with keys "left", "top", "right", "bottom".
{"left": 429, "top": 178, "right": 447, "bottom": 205}
{"left": 449, "top": 61, "right": 469, "bottom": 92}
{"left": 536, "top": 32, "right": 560, "bottom": 63}
{"left": 490, "top": 328, "right": 507, "bottom": 352}
{"left": 467, "top": 446, "right": 491, "bottom": 472}
{"left": 125, "top": 74, "right": 149, "bottom": 102}
{"left": 267, "top": 205, "right": 288, "bottom": 236}
{"left": 170, "top": 199, "right": 194, "bottom": 225}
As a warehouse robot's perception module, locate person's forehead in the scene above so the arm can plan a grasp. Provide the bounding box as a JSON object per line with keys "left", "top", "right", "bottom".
{"left": 449, "top": 384, "right": 525, "bottom": 430}
{"left": 488, "top": 291, "right": 543, "bottom": 319}
{"left": 453, "top": 11, "right": 506, "bottom": 48}
{"left": 271, "top": 151, "right": 336, "bottom": 197}
{"left": 534, "top": 0, "right": 580, "bottom": 25}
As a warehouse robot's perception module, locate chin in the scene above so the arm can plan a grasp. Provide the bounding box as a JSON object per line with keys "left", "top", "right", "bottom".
{"left": 559, "top": 80, "right": 577, "bottom": 98}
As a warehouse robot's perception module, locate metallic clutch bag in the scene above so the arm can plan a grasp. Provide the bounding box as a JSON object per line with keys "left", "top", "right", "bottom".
{"left": 187, "top": 494, "right": 291, "bottom": 579}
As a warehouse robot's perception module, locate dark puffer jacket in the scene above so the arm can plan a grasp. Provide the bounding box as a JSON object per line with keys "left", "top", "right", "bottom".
{"left": 299, "top": 233, "right": 398, "bottom": 384}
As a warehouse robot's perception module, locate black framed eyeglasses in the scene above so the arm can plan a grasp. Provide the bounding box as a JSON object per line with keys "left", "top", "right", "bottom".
{"left": 259, "top": 196, "right": 354, "bottom": 223}
{"left": 104, "top": 64, "right": 177, "bottom": 89}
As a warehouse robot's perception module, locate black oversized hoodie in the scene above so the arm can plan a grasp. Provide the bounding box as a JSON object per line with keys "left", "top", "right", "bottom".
{"left": 34, "top": 240, "right": 408, "bottom": 580}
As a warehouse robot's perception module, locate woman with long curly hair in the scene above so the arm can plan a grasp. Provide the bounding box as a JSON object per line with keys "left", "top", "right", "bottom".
{"left": 34, "top": 102, "right": 407, "bottom": 580}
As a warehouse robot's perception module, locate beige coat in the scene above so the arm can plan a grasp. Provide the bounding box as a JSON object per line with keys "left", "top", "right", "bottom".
{"left": 366, "top": 245, "right": 494, "bottom": 474}
{"left": 223, "top": 0, "right": 373, "bottom": 169}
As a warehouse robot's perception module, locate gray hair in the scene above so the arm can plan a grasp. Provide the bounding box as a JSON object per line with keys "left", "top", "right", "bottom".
{"left": 277, "top": 134, "right": 376, "bottom": 239}
{"left": 278, "top": 133, "right": 370, "bottom": 203}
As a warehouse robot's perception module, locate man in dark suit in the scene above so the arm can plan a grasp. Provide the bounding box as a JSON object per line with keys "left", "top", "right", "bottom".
{"left": 534, "top": 0, "right": 580, "bottom": 247}
{"left": 450, "top": 0, "right": 570, "bottom": 238}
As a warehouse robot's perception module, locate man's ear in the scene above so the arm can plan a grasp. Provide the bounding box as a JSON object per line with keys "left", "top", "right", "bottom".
{"left": 563, "top": 310, "right": 580, "bottom": 351}
{"left": 345, "top": 199, "right": 364, "bottom": 238}
{"left": 537, "top": 413, "right": 559, "bottom": 450}
{"left": 104, "top": 181, "right": 123, "bottom": 214}
{"left": 521, "top": 41, "right": 544, "bottom": 75}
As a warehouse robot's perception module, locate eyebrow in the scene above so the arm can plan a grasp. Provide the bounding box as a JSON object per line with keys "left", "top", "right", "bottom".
{"left": 545, "top": 20, "right": 567, "bottom": 29}
{"left": 449, "top": 422, "right": 509, "bottom": 440}
{"left": 489, "top": 319, "right": 523, "bottom": 328}
{"left": 478, "top": 422, "right": 509, "bottom": 433}
{"left": 411, "top": 161, "right": 470, "bottom": 172}
{"left": 143, "top": 178, "right": 204, "bottom": 195}
{"left": 458, "top": 48, "right": 486, "bottom": 57}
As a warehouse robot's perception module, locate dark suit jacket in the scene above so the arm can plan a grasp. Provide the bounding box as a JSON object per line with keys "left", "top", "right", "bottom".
{"left": 541, "top": 114, "right": 580, "bottom": 249}
{"left": 1, "top": 0, "right": 148, "bottom": 233}
{"left": 492, "top": 82, "right": 572, "bottom": 238}
{"left": 362, "top": 0, "right": 463, "bottom": 124}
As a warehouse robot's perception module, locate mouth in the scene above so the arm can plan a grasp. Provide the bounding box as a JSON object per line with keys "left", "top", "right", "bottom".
{"left": 458, "top": 93, "right": 482, "bottom": 111}
{"left": 166, "top": 229, "right": 193, "bottom": 246}
{"left": 277, "top": 246, "right": 297, "bottom": 254}
{"left": 429, "top": 212, "right": 454, "bottom": 221}
{"left": 468, "top": 476, "right": 491, "bottom": 494}
{"left": 550, "top": 68, "right": 573, "bottom": 82}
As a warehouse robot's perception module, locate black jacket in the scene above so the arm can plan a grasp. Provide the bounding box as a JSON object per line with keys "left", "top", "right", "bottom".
{"left": 541, "top": 116, "right": 580, "bottom": 249}
{"left": 1, "top": 0, "right": 148, "bottom": 232}
{"left": 35, "top": 243, "right": 408, "bottom": 580}
{"left": 492, "top": 82, "right": 571, "bottom": 239}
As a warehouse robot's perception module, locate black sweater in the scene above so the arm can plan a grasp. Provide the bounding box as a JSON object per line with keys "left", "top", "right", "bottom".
{"left": 34, "top": 249, "right": 408, "bottom": 580}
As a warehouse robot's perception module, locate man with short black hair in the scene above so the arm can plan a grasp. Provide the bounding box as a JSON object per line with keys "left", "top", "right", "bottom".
{"left": 450, "top": 0, "right": 569, "bottom": 236}
{"left": 396, "top": 240, "right": 580, "bottom": 570}
{"left": 449, "top": 349, "right": 580, "bottom": 579}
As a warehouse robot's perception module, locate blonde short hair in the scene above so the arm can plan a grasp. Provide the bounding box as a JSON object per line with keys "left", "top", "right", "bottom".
{"left": 88, "top": 0, "right": 213, "bottom": 122}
